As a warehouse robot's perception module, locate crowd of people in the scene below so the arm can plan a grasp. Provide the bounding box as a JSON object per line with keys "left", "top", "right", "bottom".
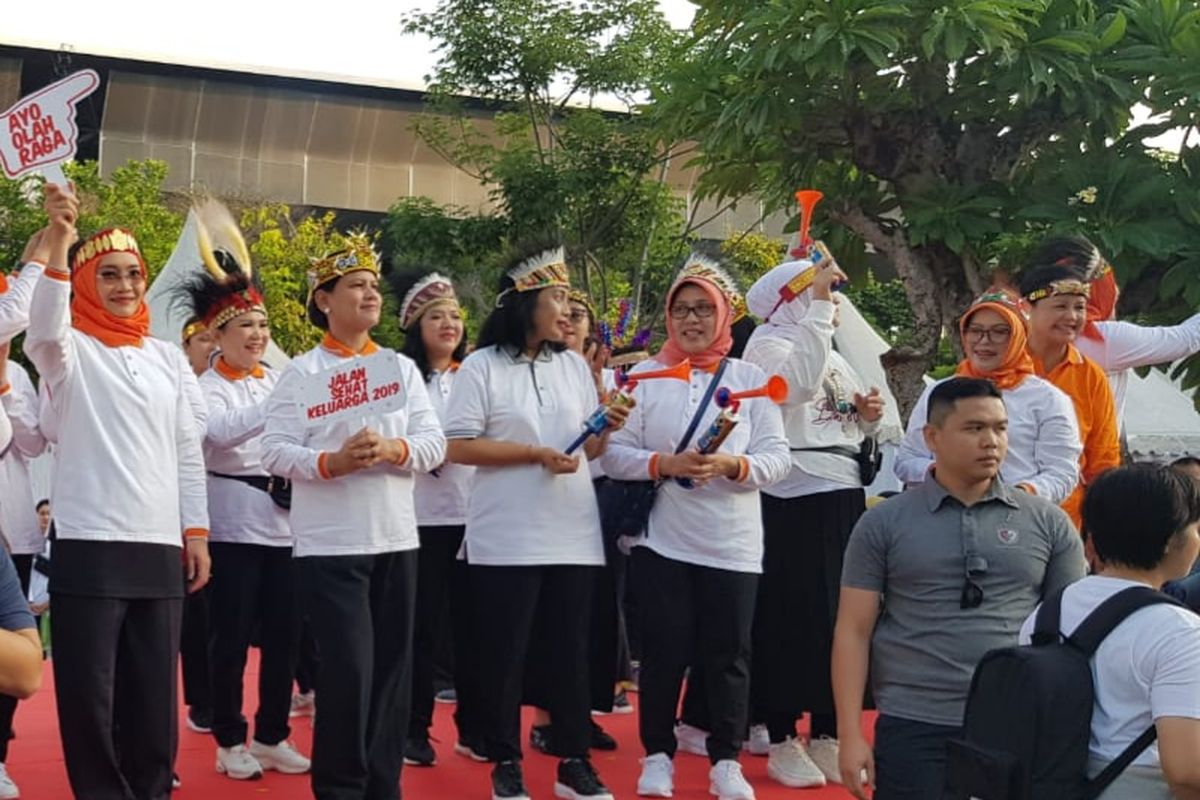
{"left": 0, "top": 181, "right": 1196, "bottom": 800}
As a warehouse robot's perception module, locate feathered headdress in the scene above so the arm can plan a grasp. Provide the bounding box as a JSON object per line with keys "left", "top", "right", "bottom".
{"left": 496, "top": 246, "right": 570, "bottom": 306}
{"left": 597, "top": 297, "right": 651, "bottom": 352}
{"left": 672, "top": 250, "right": 748, "bottom": 322}
{"left": 398, "top": 272, "right": 459, "bottom": 330}
{"left": 172, "top": 199, "right": 266, "bottom": 330}
{"left": 307, "top": 231, "right": 381, "bottom": 302}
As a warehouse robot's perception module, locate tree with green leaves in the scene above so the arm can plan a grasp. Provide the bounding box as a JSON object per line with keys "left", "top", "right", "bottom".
{"left": 655, "top": 0, "right": 1200, "bottom": 414}
{"left": 398, "top": 0, "right": 697, "bottom": 325}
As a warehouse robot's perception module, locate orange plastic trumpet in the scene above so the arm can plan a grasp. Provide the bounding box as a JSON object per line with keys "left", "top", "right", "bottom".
{"left": 614, "top": 358, "right": 690, "bottom": 391}
{"left": 715, "top": 375, "right": 788, "bottom": 409}
{"left": 791, "top": 189, "right": 825, "bottom": 259}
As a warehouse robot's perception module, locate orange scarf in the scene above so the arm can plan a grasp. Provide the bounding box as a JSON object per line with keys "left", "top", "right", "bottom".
{"left": 214, "top": 356, "right": 265, "bottom": 381}
{"left": 1082, "top": 266, "right": 1119, "bottom": 342}
{"left": 71, "top": 254, "right": 150, "bottom": 348}
{"left": 0, "top": 273, "right": 9, "bottom": 295}
{"left": 655, "top": 278, "right": 732, "bottom": 371}
{"left": 321, "top": 332, "right": 379, "bottom": 357}
{"left": 955, "top": 294, "right": 1034, "bottom": 391}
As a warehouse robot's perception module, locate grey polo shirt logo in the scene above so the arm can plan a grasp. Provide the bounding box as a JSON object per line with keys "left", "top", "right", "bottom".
{"left": 997, "top": 527, "right": 1019, "bottom": 545}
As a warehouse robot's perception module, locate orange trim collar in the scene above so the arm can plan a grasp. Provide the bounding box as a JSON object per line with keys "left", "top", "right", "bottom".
{"left": 321, "top": 333, "right": 379, "bottom": 358}
{"left": 214, "top": 356, "right": 265, "bottom": 381}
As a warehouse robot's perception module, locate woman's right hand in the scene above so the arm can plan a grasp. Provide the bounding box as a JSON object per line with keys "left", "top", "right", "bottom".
{"left": 43, "top": 184, "right": 79, "bottom": 240}
{"left": 326, "top": 427, "right": 384, "bottom": 477}
{"left": 812, "top": 258, "right": 849, "bottom": 302}
{"left": 657, "top": 450, "right": 720, "bottom": 481}
{"left": 533, "top": 447, "right": 580, "bottom": 475}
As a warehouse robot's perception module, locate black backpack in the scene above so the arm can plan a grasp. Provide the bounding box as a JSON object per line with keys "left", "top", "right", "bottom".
{"left": 944, "top": 584, "right": 1183, "bottom": 800}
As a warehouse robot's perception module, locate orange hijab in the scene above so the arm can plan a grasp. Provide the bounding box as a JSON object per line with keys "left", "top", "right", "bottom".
{"left": 656, "top": 278, "right": 733, "bottom": 371}
{"left": 71, "top": 228, "right": 150, "bottom": 348}
{"left": 955, "top": 289, "right": 1035, "bottom": 391}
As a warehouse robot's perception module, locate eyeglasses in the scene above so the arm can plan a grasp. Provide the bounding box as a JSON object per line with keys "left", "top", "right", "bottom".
{"left": 964, "top": 326, "right": 1012, "bottom": 343}
{"left": 669, "top": 302, "right": 717, "bottom": 320}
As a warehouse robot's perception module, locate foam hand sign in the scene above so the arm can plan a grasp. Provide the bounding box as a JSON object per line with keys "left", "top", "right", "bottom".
{"left": 0, "top": 70, "right": 100, "bottom": 184}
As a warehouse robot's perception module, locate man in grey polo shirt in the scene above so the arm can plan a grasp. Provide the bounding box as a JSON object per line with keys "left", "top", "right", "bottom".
{"left": 832, "top": 377, "right": 1085, "bottom": 800}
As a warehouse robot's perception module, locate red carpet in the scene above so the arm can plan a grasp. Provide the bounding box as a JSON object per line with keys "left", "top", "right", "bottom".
{"left": 7, "top": 655, "right": 870, "bottom": 798}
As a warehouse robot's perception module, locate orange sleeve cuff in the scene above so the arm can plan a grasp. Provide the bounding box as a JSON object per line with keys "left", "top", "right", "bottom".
{"left": 1018, "top": 482, "right": 1037, "bottom": 495}
{"left": 392, "top": 438, "right": 410, "bottom": 467}
{"left": 0, "top": 383, "right": 10, "bottom": 396}
{"left": 44, "top": 267, "right": 70, "bottom": 282}
{"left": 317, "top": 452, "right": 333, "bottom": 480}
{"left": 735, "top": 456, "right": 751, "bottom": 483}
{"left": 648, "top": 453, "right": 661, "bottom": 480}
{"left": 184, "top": 528, "right": 208, "bottom": 539}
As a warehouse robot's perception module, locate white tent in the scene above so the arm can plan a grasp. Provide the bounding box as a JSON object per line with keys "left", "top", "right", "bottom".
{"left": 831, "top": 294, "right": 905, "bottom": 494}
{"left": 145, "top": 210, "right": 291, "bottom": 367}
{"left": 1123, "top": 365, "right": 1200, "bottom": 462}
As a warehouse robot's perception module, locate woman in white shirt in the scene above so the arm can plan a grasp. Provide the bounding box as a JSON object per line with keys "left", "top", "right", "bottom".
{"left": 1032, "top": 234, "right": 1200, "bottom": 427}
{"left": 602, "top": 252, "right": 790, "bottom": 800}
{"left": 177, "top": 253, "right": 310, "bottom": 781}
{"left": 443, "top": 246, "right": 627, "bottom": 800}
{"left": 738, "top": 256, "right": 886, "bottom": 789}
{"left": 1019, "top": 465, "right": 1200, "bottom": 798}
{"left": 26, "top": 186, "right": 211, "bottom": 800}
{"left": 260, "top": 235, "right": 445, "bottom": 800}
{"left": 896, "top": 288, "right": 1082, "bottom": 502}
{"left": 388, "top": 271, "right": 479, "bottom": 767}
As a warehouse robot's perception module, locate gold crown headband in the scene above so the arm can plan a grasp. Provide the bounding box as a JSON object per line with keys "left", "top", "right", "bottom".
{"left": 495, "top": 247, "right": 570, "bottom": 306}
{"left": 1025, "top": 279, "right": 1091, "bottom": 303}
{"left": 182, "top": 318, "right": 208, "bottom": 343}
{"left": 400, "top": 273, "right": 459, "bottom": 330}
{"left": 307, "top": 232, "right": 381, "bottom": 301}
{"left": 72, "top": 228, "right": 142, "bottom": 272}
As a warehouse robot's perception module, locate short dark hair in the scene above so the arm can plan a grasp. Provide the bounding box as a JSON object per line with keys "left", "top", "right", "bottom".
{"left": 730, "top": 316, "right": 757, "bottom": 359}
{"left": 306, "top": 276, "right": 340, "bottom": 330}
{"left": 1018, "top": 262, "right": 1087, "bottom": 299}
{"left": 1084, "top": 465, "right": 1200, "bottom": 570}
{"left": 35, "top": 499, "right": 49, "bottom": 512}
{"left": 926, "top": 377, "right": 1004, "bottom": 426}
{"left": 1171, "top": 456, "right": 1200, "bottom": 472}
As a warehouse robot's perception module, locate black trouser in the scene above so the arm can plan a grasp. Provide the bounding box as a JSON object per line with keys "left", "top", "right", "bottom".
{"left": 0, "top": 554, "right": 33, "bottom": 763}
{"left": 409, "top": 526, "right": 477, "bottom": 740}
{"left": 632, "top": 547, "right": 757, "bottom": 764}
{"left": 52, "top": 593, "right": 182, "bottom": 800}
{"left": 296, "top": 620, "right": 320, "bottom": 695}
{"left": 587, "top": 525, "right": 632, "bottom": 711}
{"left": 470, "top": 563, "right": 596, "bottom": 763}
{"left": 299, "top": 551, "right": 418, "bottom": 800}
{"left": 753, "top": 489, "right": 865, "bottom": 743}
{"left": 873, "top": 714, "right": 961, "bottom": 800}
{"left": 180, "top": 583, "right": 212, "bottom": 714}
{"left": 207, "top": 542, "right": 300, "bottom": 749}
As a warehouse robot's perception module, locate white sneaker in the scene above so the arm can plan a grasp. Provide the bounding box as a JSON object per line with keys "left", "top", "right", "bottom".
{"left": 766, "top": 737, "right": 826, "bottom": 788}
{"left": 806, "top": 736, "right": 842, "bottom": 785}
{"left": 288, "top": 691, "right": 315, "bottom": 718}
{"left": 215, "top": 745, "right": 263, "bottom": 780}
{"left": 743, "top": 724, "right": 770, "bottom": 757}
{"left": 708, "top": 759, "right": 755, "bottom": 800}
{"left": 250, "top": 739, "right": 311, "bottom": 774}
{"left": 673, "top": 722, "right": 708, "bottom": 757}
{"left": 0, "top": 763, "right": 19, "bottom": 799}
{"left": 637, "top": 753, "right": 674, "bottom": 797}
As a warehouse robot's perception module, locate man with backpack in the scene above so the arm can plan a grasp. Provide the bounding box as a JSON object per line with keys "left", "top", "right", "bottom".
{"left": 832, "top": 377, "right": 1086, "bottom": 800}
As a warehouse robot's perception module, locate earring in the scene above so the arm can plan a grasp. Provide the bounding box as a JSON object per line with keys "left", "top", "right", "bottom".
{"left": 322, "top": 308, "right": 330, "bottom": 314}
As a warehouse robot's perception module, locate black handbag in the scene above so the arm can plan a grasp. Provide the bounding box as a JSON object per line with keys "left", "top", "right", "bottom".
{"left": 597, "top": 359, "right": 728, "bottom": 542}
{"left": 209, "top": 472, "right": 293, "bottom": 510}
{"left": 857, "top": 436, "right": 883, "bottom": 485}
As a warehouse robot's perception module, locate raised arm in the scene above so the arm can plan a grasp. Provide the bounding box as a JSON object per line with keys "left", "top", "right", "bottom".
{"left": 23, "top": 187, "right": 79, "bottom": 390}
{"left": 1092, "top": 316, "right": 1200, "bottom": 372}
{"left": 742, "top": 300, "right": 836, "bottom": 406}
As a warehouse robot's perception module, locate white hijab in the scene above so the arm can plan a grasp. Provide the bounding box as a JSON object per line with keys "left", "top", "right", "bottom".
{"left": 746, "top": 258, "right": 818, "bottom": 327}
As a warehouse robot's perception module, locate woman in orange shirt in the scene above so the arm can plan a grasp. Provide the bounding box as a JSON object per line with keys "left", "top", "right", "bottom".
{"left": 1019, "top": 263, "right": 1120, "bottom": 528}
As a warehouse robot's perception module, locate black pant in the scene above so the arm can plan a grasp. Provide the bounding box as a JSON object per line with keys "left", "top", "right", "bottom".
{"left": 587, "top": 525, "right": 632, "bottom": 711}
{"left": 296, "top": 620, "right": 320, "bottom": 695}
{"left": 753, "top": 489, "right": 865, "bottom": 742}
{"left": 207, "top": 542, "right": 299, "bottom": 749}
{"left": 0, "top": 554, "right": 33, "bottom": 763}
{"left": 299, "top": 550, "right": 418, "bottom": 800}
{"left": 409, "top": 526, "right": 477, "bottom": 740}
{"left": 52, "top": 593, "right": 183, "bottom": 800}
{"left": 873, "top": 714, "right": 961, "bottom": 800}
{"left": 470, "top": 563, "right": 596, "bottom": 763}
{"left": 632, "top": 547, "right": 757, "bottom": 764}
{"left": 180, "top": 584, "right": 212, "bottom": 713}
